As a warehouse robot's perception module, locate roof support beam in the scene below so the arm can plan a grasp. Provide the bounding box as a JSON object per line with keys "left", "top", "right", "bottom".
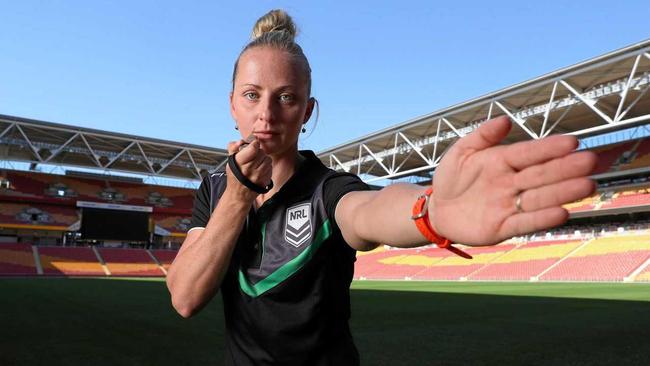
{"left": 106, "top": 141, "right": 136, "bottom": 168}
{"left": 136, "top": 142, "right": 156, "bottom": 174}
{"left": 15, "top": 125, "right": 43, "bottom": 162}
{"left": 44, "top": 133, "right": 80, "bottom": 163}
{"left": 494, "top": 101, "right": 539, "bottom": 139}
{"left": 541, "top": 81, "right": 558, "bottom": 137}
{"left": 78, "top": 134, "right": 102, "bottom": 167}
{"left": 157, "top": 149, "right": 186, "bottom": 174}
{"left": 560, "top": 80, "right": 614, "bottom": 124}
{"left": 0, "top": 122, "right": 15, "bottom": 139}
{"left": 614, "top": 54, "right": 641, "bottom": 122}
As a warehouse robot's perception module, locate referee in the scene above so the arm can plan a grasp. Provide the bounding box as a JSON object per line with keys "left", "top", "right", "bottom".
{"left": 166, "top": 9, "right": 597, "bottom": 365}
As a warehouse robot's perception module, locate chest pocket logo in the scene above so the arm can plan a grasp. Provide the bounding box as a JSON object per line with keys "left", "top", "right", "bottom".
{"left": 285, "top": 203, "right": 312, "bottom": 247}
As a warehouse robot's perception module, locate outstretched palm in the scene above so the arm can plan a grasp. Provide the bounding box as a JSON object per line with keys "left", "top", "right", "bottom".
{"left": 432, "top": 116, "right": 597, "bottom": 246}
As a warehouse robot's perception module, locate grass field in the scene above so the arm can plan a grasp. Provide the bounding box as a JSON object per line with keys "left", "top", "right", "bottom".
{"left": 2, "top": 278, "right": 649, "bottom": 365}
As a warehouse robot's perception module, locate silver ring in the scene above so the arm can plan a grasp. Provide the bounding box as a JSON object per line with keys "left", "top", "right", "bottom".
{"left": 515, "top": 193, "right": 524, "bottom": 213}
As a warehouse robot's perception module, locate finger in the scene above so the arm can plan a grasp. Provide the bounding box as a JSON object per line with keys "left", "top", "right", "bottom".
{"left": 518, "top": 177, "right": 596, "bottom": 212}
{"left": 452, "top": 116, "right": 511, "bottom": 152}
{"left": 236, "top": 139, "right": 260, "bottom": 164}
{"left": 513, "top": 151, "right": 598, "bottom": 191}
{"left": 504, "top": 134, "right": 578, "bottom": 171}
{"left": 227, "top": 141, "right": 243, "bottom": 155}
{"left": 254, "top": 155, "right": 272, "bottom": 169}
{"left": 500, "top": 207, "right": 569, "bottom": 238}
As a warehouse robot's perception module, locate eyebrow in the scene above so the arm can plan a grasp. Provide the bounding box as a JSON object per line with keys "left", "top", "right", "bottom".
{"left": 238, "top": 83, "right": 295, "bottom": 91}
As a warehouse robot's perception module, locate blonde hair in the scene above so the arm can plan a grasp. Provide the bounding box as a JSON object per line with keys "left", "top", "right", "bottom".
{"left": 232, "top": 9, "right": 312, "bottom": 95}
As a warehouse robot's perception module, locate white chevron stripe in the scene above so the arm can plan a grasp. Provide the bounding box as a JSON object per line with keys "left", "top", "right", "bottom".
{"left": 286, "top": 225, "right": 310, "bottom": 238}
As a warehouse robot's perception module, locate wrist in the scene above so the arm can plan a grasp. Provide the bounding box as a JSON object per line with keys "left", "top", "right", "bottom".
{"left": 222, "top": 185, "right": 257, "bottom": 208}
{"left": 411, "top": 188, "right": 472, "bottom": 259}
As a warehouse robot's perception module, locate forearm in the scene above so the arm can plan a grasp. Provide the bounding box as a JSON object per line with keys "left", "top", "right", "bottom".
{"left": 167, "top": 189, "right": 251, "bottom": 317}
{"left": 353, "top": 183, "right": 430, "bottom": 248}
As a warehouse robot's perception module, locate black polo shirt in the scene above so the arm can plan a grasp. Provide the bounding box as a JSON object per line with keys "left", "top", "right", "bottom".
{"left": 189, "top": 150, "right": 369, "bottom": 365}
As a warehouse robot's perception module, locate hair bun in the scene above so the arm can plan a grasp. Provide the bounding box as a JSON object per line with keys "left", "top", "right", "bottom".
{"left": 251, "top": 9, "right": 297, "bottom": 41}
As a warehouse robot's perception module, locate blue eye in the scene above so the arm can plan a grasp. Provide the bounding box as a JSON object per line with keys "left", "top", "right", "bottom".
{"left": 244, "top": 92, "right": 258, "bottom": 100}
{"left": 279, "top": 94, "right": 294, "bottom": 103}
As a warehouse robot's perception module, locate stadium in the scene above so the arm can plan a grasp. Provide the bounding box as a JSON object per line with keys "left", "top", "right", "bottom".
{"left": 2, "top": 39, "right": 650, "bottom": 365}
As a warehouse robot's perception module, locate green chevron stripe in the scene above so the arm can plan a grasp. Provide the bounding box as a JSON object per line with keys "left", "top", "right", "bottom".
{"left": 238, "top": 219, "right": 332, "bottom": 298}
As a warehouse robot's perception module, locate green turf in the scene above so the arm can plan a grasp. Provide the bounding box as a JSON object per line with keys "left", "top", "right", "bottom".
{"left": 1, "top": 278, "right": 649, "bottom": 365}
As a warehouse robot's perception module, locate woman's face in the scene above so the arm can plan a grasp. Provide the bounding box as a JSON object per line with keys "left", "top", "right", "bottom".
{"left": 230, "top": 46, "right": 313, "bottom": 157}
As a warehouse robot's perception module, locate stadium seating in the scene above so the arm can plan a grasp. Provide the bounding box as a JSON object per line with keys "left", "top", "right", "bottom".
{"left": 1, "top": 169, "right": 194, "bottom": 212}
{"left": 591, "top": 140, "right": 636, "bottom": 174}
{"left": 38, "top": 246, "right": 105, "bottom": 276}
{"left": 151, "top": 213, "right": 192, "bottom": 235}
{"left": 618, "top": 138, "right": 650, "bottom": 170}
{"left": 409, "top": 244, "right": 517, "bottom": 280}
{"left": 468, "top": 240, "right": 582, "bottom": 280}
{"left": 97, "top": 248, "right": 164, "bottom": 276}
{"left": 353, "top": 244, "right": 520, "bottom": 280}
{"left": 563, "top": 194, "right": 598, "bottom": 212}
{"left": 0, "top": 243, "right": 37, "bottom": 275}
{"left": 0, "top": 202, "right": 77, "bottom": 228}
{"left": 539, "top": 235, "right": 650, "bottom": 281}
{"left": 599, "top": 185, "right": 650, "bottom": 210}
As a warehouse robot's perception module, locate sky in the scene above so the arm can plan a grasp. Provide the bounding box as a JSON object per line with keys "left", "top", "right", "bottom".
{"left": 1, "top": 0, "right": 649, "bottom": 154}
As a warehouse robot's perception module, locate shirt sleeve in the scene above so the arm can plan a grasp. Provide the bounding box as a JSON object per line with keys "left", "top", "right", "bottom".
{"left": 189, "top": 176, "right": 211, "bottom": 231}
{"left": 323, "top": 173, "right": 372, "bottom": 232}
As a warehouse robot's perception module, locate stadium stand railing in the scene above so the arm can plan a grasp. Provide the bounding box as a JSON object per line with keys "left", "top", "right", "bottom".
{"left": 150, "top": 249, "right": 178, "bottom": 272}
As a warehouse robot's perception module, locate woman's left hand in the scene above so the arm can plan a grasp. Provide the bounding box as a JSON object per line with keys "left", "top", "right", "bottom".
{"left": 430, "top": 116, "right": 597, "bottom": 246}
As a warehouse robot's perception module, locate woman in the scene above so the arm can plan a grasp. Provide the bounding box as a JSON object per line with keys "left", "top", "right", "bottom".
{"left": 166, "top": 9, "right": 597, "bottom": 365}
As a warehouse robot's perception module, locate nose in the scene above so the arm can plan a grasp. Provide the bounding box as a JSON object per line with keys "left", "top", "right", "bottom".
{"left": 257, "top": 96, "right": 275, "bottom": 123}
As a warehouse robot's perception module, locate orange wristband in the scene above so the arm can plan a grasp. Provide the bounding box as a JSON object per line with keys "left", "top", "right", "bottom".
{"left": 411, "top": 188, "right": 472, "bottom": 259}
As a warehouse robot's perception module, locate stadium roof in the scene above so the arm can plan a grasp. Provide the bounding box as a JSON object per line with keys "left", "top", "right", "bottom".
{"left": 317, "top": 39, "right": 650, "bottom": 183}
{"left": 1, "top": 39, "right": 649, "bottom": 183}
{"left": 0, "top": 114, "right": 228, "bottom": 180}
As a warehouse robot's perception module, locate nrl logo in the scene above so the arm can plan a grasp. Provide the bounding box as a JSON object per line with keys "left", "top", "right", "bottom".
{"left": 285, "top": 203, "right": 311, "bottom": 247}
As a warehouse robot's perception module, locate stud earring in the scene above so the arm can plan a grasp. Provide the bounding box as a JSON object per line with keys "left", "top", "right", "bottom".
{"left": 301, "top": 127, "right": 306, "bottom": 133}
{"left": 235, "top": 126, "right": 239, "bottom": 130}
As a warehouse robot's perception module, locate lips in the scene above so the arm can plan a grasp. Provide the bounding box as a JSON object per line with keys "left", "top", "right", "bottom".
{"left": 254, "top": 131, "right": 279, "bottom": 140}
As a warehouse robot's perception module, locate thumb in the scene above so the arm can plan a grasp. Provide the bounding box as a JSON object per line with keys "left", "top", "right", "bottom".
{"left": 453, "top": 116, "right": 511, "bottom": 152}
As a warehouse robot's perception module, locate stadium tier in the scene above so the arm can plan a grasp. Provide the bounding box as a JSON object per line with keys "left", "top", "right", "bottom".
{"left": 538, "top": 235, "right": 650, "bottom": 281}
{"left": 563, "top": 194, "right": 598, "bottom": 212}
{"left": 592, "top": 140, "right": 637, "bottom": 174}
{"left": 352, "top": 235, "right": 650, "bottom": 282}
{"left": 0, "top": 243, "right": 37, "bottom": 275}
{"left": 38, "top": 246, "right": 105, "bottom": 276}
{"left": 411, "top": 244, "right": 518, "bottom": 280}
{"left": 1, "top": 168, "right": 193, "bottom": 245}
{"left": 599, "top": 185, "right": 650, "bottom": 210}
{"left": 97, "top": 248, "right": 164, "bottom": 276}
{"left": 468, "top": 240, "right": 582, "bottom": 280}
{"left": 616, "top": 138, "right": 650, "bottom": 171}
{"left": 150, "top": 213, "right": 192, "bottom": 235}
{"left": 353, "top": 244, "right": 519, "bottom": 280}
{"left": 0, "top": 202, "right": 78, "bottom": 230}
{"left": 0, "top": 169, "right": 194, "bottom": 212}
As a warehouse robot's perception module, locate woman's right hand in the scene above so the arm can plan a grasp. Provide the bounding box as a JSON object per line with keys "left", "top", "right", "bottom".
{"left": 226, "top": 137, "right": 273, "bottom": 201}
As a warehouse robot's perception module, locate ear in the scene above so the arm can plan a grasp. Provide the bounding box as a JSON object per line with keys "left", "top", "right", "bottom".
{"left": 303, "top": 97, "right": 316, "bottom": 123}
